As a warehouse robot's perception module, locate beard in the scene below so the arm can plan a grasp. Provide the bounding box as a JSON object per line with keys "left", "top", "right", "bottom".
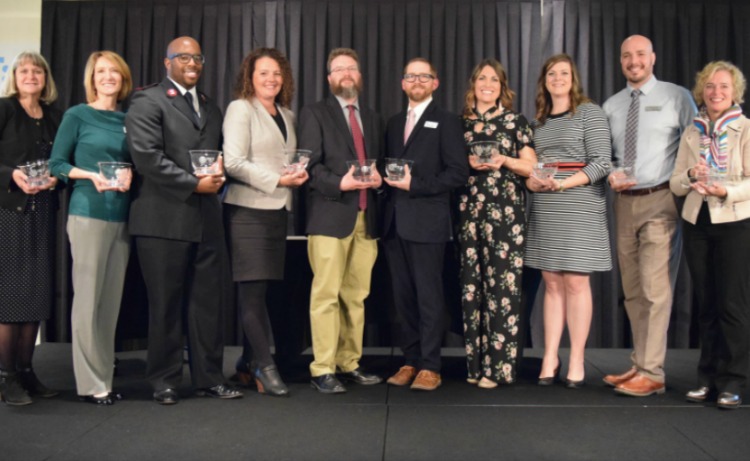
{"left": 405, "top": 84, "right": 432, "bottom": 103}
{"left": 331, "top": 76, "right": 363, "bottom": 99}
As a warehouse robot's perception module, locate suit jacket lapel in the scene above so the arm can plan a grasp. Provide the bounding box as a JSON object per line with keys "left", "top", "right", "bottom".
{"left": 403, "top": 101, "right": 436, "bottom": 152}
{"left": 164, "top": 79, "right": 201, "bottom": 130}
{"left": 326, "top": 97, "right": 357, "bottom": 158}
{"left": 251, "top": 97, "right": 288, "bottom": 146}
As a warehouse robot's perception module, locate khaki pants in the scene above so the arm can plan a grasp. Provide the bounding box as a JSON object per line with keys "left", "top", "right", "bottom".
{"left": 308, "top": 213, "right": 377, "bottom": 377}
{"left": 615, "top": 189, "right": 679, "bottom": 382}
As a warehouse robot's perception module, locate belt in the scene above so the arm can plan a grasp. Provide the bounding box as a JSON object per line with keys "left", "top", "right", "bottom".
{"left": 619, "top": 182, "right": 670, "bottom": 196}
{"left": 553, "top": 162, "right": 587, "bottom": 171}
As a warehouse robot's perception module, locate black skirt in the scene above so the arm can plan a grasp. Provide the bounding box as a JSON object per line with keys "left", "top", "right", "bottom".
{"left": 0, "top": 191, "right": 55, "bottom": 322}
{"left": 226, "top": 204, "right": 287, "bottom": 281}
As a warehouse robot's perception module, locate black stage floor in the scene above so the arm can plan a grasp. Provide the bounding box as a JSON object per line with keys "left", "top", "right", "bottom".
{"left": 2, "top": 344, "right": 749, "bottom": 461}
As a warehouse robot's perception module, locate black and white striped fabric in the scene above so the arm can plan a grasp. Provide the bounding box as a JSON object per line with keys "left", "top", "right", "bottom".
{"left": 525, "top": 103, "right": 613, "bottom": 273}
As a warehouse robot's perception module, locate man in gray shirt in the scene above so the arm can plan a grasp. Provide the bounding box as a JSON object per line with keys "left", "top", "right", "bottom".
{"left": 603, "top": 34, "right": 696, "bottom": 397}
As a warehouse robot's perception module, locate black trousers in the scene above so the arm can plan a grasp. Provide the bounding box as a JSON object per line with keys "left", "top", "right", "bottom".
{"left": 683, "top": 205, "right": 750, "bottom": 394}
{"left": 136, "top": 236, "right": 227, "bottom": 391}
{"left": 383, "top": 232, "right": 447, "bottom": 372}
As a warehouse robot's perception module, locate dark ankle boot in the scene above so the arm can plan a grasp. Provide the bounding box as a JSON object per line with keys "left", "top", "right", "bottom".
{"left": 17, "top": 368, "right": 58, "bottom": 398}
{"left": 0, "top": 369, "right": 33, "bottom": 406}
{"left": 234, "top": 357, "right": 253, "bottom": 387}
{"left": 254, "top": 365, "right": 289, "bottom": 397}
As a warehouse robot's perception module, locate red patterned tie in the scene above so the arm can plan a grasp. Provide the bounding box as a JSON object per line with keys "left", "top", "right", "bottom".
{"left": 348, "top": 105, "right": 367, "bottom": 211}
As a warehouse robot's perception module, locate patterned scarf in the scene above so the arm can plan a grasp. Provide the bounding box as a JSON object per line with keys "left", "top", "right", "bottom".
{"left": 693, "top": 104, "right": 743, "bottom": 173}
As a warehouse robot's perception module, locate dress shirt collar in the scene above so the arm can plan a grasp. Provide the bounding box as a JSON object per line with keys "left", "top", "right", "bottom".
{"left": 408, "top": 96, "right": 432, "bottom": 124}
{"left": 627, "top": 75, "right": 658, "bottom": 96}
{"left": 335, "top": 95, "right": 359, "bottom": 112}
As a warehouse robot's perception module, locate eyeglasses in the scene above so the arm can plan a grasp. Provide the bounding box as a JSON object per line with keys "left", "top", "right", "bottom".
{"left": 403, "top": 73, "right": 435, "bottom": 83}
{"left": 330, "top": 66, "right": 359, "bottom": 74}
{"left": 168, "top": 53, "right": 205, "bottom": 65}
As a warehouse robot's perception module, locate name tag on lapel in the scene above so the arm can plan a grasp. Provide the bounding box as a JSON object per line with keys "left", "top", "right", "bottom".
{"left": 424, "top": 121, "right": 439, "bottom": 128}
{"left": 645, "top": 106, "right": 662, "bottom": 112}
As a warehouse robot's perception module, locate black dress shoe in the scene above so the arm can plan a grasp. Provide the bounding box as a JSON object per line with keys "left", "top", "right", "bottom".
{"left": 311, "top": 374, "right": 347, "bottom": 394}
{"left": 337, "top": 367, "right": 383, "bottom": 385}
{"left": 686, "top": 386, "right": 714, "bottom": 403}
{"left": 717, "top": 392, "right": 742, "bottom": 410}
{"left": 195, "top": 384, "right": 243, "bottom": 399}
{"left": 254, "top": 365, "right": 289, "bottom": 397}
{"left": 565, "top": 378, "right": 586, "bottom": 389}
{"left": 80, "top": 392, "right": 121, "bottom": 406}
{"left": 537, "top": 356, "right": 561, "bottom": 386}
{"left": 153, "top": 388, "right": 179, "bottom": 405}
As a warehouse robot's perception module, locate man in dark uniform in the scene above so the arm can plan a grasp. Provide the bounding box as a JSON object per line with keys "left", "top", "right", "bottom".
{"left": 125, "top": 36, "right": 242, "bottom": 405}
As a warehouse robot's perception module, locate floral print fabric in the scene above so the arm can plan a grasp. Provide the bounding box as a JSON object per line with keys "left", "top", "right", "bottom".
{"left": 458, "top": 109, "right": 533, "bottom": 383}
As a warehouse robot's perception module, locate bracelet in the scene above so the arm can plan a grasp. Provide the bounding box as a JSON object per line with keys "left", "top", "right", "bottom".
{"left": 556, "top": 179, "right": 565, "bottom": 192}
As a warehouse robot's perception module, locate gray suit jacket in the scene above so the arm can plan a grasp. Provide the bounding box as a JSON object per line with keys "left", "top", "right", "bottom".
{"left": 125, "top": 79, "right": 224, "bottom": 242}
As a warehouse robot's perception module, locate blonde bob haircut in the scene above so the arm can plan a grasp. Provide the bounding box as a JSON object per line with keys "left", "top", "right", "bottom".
{"left": 1, "top": 51, "right": 58, "bottom": 103}
{"left": 84, "top": 51, "right": 133, "bottom": 103}
{"left": 692, "top": 60, "right": 746, "bottom": 107}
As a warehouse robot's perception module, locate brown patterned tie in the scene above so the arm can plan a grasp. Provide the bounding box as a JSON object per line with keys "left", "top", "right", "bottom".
{"left": 348, "top": 105, "right": 367, "bottom": 211}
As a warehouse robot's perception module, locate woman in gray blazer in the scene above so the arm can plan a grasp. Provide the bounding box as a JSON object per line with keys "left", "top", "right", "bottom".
{"left": 223, "top": 48, "right": 307, "bottom": 396}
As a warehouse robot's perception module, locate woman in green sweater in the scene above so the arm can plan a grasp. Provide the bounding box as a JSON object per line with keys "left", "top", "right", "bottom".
{"left": 49, "top": 51, "right": 133, "bottom": 405}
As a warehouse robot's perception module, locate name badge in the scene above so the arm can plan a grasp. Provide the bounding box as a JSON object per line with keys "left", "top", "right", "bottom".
{"left": 645, "top": 106, "right": 662, "bottom": 112}
{"left": 424, "top": 121, "right": 439, "bottom": 128}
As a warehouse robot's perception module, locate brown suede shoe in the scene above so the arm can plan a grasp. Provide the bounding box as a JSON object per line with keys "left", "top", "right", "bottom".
{"left": 614, "top": 373, "right": 665, "bottom": 397}
{"left": 410, "top": 370, "right": 441, "bottom": 391}
{"left": 603, "top": 367, "right": 637, "bottom": 387}
{"left": 387, "top": 366, "right": 417, "bottom": 386}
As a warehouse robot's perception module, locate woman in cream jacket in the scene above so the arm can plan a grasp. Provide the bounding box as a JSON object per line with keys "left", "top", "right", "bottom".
{"left": 223, "top": 48, "right": 307, "bottom": 397}
{"left": 670, "top": 60, "right": 750, "bottom": 410}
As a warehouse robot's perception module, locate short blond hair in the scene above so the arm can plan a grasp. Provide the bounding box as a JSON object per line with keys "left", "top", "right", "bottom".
{"left": 1, "top": 51, "right": 58, "bottom": 103}
{"left": 83, "top": 51, "right": 133, "bottom": 103}
{"left": 693, "top": 60, "right": 746, "bottom": 106}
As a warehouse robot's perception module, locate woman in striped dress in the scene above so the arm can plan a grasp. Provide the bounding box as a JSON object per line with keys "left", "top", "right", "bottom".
{"left": 525, "top": 54, "right": 612, "bottom": 388}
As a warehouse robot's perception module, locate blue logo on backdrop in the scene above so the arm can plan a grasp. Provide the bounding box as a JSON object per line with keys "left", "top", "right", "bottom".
{"left": 0, "top": 56, "right": 9, "bottom": 88}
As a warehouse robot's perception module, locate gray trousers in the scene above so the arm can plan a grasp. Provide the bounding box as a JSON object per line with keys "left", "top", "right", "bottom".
{"left": 67, "top": 215, "right": 129, "bottom": 396}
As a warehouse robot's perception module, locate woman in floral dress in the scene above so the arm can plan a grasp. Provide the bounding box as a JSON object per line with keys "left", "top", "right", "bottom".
{"left": 458, "top": 59, "right": 536, "bottom": 388}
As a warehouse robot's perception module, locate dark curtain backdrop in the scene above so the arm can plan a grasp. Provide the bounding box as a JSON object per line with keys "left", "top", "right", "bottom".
{"left": 40, "top": 0, "right": 750, "bottom": 351}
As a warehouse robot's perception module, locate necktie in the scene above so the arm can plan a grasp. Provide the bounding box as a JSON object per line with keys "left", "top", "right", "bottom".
{"left": 623, "top": 89, "right": 641, "bottom": 168}
{"left": 348, "top": 105, "right": 367, "bottom": 211}
{"left": 184, "top": 91, "right": 201, "bottom": 124}
{"left": 404, "top": 109, "right": 416, "bottom": 144}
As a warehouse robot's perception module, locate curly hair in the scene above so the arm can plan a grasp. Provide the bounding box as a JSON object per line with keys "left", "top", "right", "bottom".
{"left": 534, "top": 54, "right": 590, "bottom": 125}
{"left": 462, "top": 58, "right": 515, "bottom": 117}
{"left": 692, "top": 60, "right": 746, "bottom": 107}
{"left": 234, "top": 48, "right": 294, "bottom": 107}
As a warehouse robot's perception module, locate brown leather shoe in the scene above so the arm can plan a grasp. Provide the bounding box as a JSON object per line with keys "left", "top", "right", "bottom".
{"left": 387, "top": 366, "right": 417, "bottom": 386}
{"left": 614, "top": 373, "right": 665, "bottom": 397}
{"left": 410, "top": 370, "right": 441, "bottom": 391}
{"left": 603, "top": 367, "right": 637, "bottom": 387}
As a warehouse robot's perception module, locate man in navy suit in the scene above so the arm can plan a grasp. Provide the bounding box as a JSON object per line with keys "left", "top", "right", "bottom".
{"left": 383, "top": 58, "right": 468, "bottom": 391}
{"left": 126, "top": 36, "right": 242, "bottom": 405}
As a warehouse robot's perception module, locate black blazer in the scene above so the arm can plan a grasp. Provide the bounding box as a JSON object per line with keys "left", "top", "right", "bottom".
{"left": 125, "top": 79, "right": 224, "bottom": 242}
{"left": 0, "top": 97, "right": 61, "bottom": 212}
{"left": 383, "top": 101, "right": 468, "bottom": 243}
{"left": 299, "top": 96, "right": 383, "bottom": 239}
